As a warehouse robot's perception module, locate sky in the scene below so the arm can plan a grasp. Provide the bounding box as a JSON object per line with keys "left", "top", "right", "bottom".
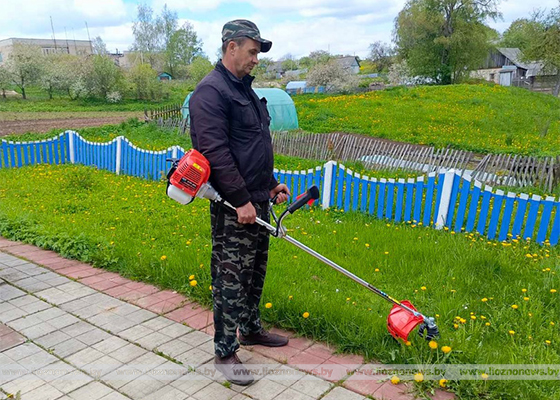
{"left": 1, "top": 0, "right": 558, "bottom": 62}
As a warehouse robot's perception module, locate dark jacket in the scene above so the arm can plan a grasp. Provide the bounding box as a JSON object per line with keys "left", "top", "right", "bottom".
{"left": 189, "top": 61, "right": 278, "bottom": 207}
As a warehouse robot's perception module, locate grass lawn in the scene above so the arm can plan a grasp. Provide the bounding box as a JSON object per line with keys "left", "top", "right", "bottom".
{"left": 0, "top": 163, "right": 558, "bottom": 399}
{"left": 294, "top": 84, "right": 560, "bottom": 157}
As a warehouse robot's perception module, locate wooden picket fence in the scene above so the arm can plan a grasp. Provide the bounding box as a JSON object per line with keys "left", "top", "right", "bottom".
{"left": 144, "top": 103, "right": 182, "bottom": 122}
{"left": 270, "top": 131, "right": 559, "bottom": 192}
{"left": 1, "top": 131, "right": 558, "bottom": 246}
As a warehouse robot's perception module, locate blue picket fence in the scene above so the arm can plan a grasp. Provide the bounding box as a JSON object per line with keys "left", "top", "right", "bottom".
{"left": 1, "top": 131, "right": 558, "bottom": 246}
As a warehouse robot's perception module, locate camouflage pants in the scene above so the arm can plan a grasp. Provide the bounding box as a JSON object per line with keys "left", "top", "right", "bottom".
{"left": 210, "top": 201, "right": 270, "bottom": 358}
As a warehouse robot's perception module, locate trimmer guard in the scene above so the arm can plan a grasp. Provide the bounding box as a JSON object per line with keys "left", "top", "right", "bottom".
{"left": 387, "top": 300, "right": 424, "bottom": 341}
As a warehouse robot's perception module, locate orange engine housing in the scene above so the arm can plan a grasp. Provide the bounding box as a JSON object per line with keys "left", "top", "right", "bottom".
{"left": 169, "top": 149, "right": 211, "bottom": 197}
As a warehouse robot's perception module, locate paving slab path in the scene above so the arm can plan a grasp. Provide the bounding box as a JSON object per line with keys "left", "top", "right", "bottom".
{"left": 0, "top": 237, "right": 454, "bottom": 400}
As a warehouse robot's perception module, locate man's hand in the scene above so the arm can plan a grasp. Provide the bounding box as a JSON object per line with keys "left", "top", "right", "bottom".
{"left": 237, "top": 202, "right": 257, "bottom": 224}
{"left": 270, "top": 184, "right": 290, "bottom": 204}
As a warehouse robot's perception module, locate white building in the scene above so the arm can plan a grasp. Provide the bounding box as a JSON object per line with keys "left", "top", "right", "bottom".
{"left": 0, "top": 37, "right": 93, "bottom": 65}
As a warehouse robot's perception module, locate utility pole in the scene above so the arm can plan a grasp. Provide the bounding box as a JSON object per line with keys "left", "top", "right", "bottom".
{"left": 50, "top": 16, "right": 58, "bottom": 51}
{"left": 85, "top": 21, "right": 93, "bottom": 54}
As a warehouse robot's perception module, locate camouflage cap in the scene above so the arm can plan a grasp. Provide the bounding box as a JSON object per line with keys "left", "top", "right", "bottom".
{"left": 221, "top": 19, "right": 272, "bottom": 53}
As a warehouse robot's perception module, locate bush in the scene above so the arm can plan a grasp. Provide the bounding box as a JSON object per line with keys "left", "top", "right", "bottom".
{"left": 307, "top": 62, "right": 359, "bottom": 93}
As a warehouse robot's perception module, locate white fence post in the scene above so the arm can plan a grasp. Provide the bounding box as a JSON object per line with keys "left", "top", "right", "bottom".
{"left": 172, "top": 146, "right": 178, "bottom": 159}
{"left": 322, "top": 161, "right": 335, "bottom": 209}
{"left": 68, "top": 131, "right": 75, "bottom": 164}
{"left": 435, "top": 169, "right": 456, "bottom": 230}
{"left": 115, "top": 136, "right": 122, "bottom": 175}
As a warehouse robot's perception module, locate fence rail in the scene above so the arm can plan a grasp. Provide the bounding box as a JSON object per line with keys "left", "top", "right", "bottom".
{"left": 1, "top": 131, "right": 558, "bottom": 246}
{"left": 144, "top": 103, "right": 182, "bottom": 122}
{"left": 270, "top": 131, "right": 559, "bottom": 192}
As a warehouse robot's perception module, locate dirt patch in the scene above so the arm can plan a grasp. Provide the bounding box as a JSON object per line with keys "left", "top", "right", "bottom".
{"left": 0, "top": 115, "right": 141, "bottom": 136}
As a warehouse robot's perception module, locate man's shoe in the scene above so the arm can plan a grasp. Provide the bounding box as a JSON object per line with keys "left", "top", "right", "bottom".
{"left": 214, "top": 353, "right": 254, "bottom": 386}
{"left": 239, "top": 329, "right": 289, "bottom": 347}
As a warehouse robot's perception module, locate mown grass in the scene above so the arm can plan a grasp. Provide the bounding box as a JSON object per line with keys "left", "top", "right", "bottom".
{"left": 294, "top": 84, "right": 560, "bottom": 157}
{"left": 0, "top": 163, "right": 558, "bottom": 399}
{"left": 0, "top": 111, "right": 141, "bottom": 122}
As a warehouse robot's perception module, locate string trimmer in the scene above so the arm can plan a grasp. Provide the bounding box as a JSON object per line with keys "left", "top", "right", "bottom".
{"left": 166, "top": 150, "right": 439, "bottom": 341}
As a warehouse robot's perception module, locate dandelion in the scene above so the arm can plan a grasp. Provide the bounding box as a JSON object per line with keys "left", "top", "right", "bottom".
{"left": 160, "top": 255, "right": 167, "bottom": 261}
{"left": 550, "top": 321, "right": 555, "bottom": 326}
{"left": 390, "top": 376, "right": 400, "bottom": 385}
{"left": 288, "top": 295, "right": 293, "bottom": 300}
{"left": 189, "top": 275, "right": 195, "bottom": 280}
{"left": 429, "top": 340, "right": 438, "bottom": 350}
{"left": 511, "top": 304, "right": 519, "bottom": 310}
{"left": 209, "top": 285, "right": 213, "bottom": 291}
{"left": 471, "top": 315, "right": 476, "bottom": 320}
{"left": 414, "top": 373, "right": 424, "bottom": 382}
{"left": 384, "top": 251, "right": 389, "bottom": 255}
{"left": 190, "top": 280, "right": 197, "bottom": 287}
{"left": 481, "top": 298, "right": 488, "bottom": 302}
{"left": 439, "top": 378, "right": 447, "bottom": 388}
{"left": 485, "top": 322, "right": 491, "bottom": 326}
{"left": 365, "top": 243, "right": 370, "bottom": 248}
{"left": 545, "top": 340, "right": 551, "bottom": 345}
{"left": 441, "top": 346, "right": 452, "bottom": 354}
{"left": 374, "top": 268, "right": 380, "bottom": 272}
{"left": 405, "top": 341, "right": 411, "bottom": 346}
{"left": 509, "top": 330, "right": 515, "bottom": 335}
{"left": 453, "top": 324, "right": 459, "bottom": 329}
{"left": 524, "top": 297, "right": 529, "bottom": 301}
{"left": 481, "top": 373, "right": 489, "bottom": 380}
{"left": 522, "top": 288, "right": 527, "bottom": 293}
{"left": 421, "top": 286, "right": 427, "bottom": 291}
{"left": 265, "top": 303, "right": 272, "bottom": 309}
{"left": 551, "top": 289, "right": 557, "bottom": 293}
{"left": 302, "top": 312, "right": 310, "bottom": 318}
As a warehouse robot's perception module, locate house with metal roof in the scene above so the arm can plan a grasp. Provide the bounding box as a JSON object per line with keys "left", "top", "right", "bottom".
{"left": 333, "top": 56, "right": 360, "bottom": 74}
{"left": 472, "top": 48, "right": 553, "bottom": 92}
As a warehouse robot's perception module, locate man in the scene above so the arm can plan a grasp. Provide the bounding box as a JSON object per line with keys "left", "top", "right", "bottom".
{"left": 189, "top": 19, "right": 291, "bottom": 386}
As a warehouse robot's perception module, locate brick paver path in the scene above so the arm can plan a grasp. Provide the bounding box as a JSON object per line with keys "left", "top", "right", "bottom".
{"left": 0, "top": 237, "right": 454, "bottom": 400}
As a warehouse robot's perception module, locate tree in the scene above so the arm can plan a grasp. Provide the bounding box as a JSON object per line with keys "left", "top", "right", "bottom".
{"left": 367, "top": 41, "right": 395, "bottom": 72}
{"left": 92, "top": 36, "right": 108, "bottom": 55}
{"left": 307, "top": 62, "right": 359, "bottom": 93}
{"left": 127, "top": 63, "right": 158, "bottom": 100}
{"left": 523, "top": 7, "right": 560, "bottom": 96}
{"left": 500, "top": 19, "right": 543, "bottom": 51}
{"left": 85, "top": 55, "right": 123, "bottom": 100}
{"left": 186, "top": 56, "right": 213, "bottom": 86}
{"left": 40, "top": 54, "right": 68, "bottom": 99}
{"left": 309, "top": 50, "right": 332, "bottom": 65}
{"left": 0, "top": 66, "right": 11, "bottom": 98}
{"left": 166, "top": 21, "right": 203, "bottom": 75}
{"left": 4, "top": 43, "right": 43, "bottom": 99}
{"left": 131, "top": 3, "right": 163, "bottom": 68}
{"left": 394, "top": 0, "right": 500, "bottom": 84}
{"left": 280, "top": 54, "right": 298, "bottom": 71}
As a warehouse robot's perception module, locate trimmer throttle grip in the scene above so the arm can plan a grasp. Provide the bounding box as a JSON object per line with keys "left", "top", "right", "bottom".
{"left": 287, "top": 185, "right": 320, "bottom": 214}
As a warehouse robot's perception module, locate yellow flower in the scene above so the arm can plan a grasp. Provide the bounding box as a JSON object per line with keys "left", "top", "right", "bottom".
{"left": 441, "top": 346, "right": 452, "bottom": 354}
{"left": 551, "top": 289, "right": 557, "bottom": 293}
{"left": 509, "top": 330, "right": 515, "bottom": 335}
{"left": 189, "top": 274, "right": 195, "bottom": 280}
{"left": 421, "top": 286, "right": 427, "bottom": 291}
{"left": 481, "top": 373, "right": 489, "bottom": 380}
{"left": 160, "top": 255, "right": 167, "bottom": 261}
{"left": 511, "top": 304, "right": 518, "bottom": 310}
{"left": 405, "top": 341, "right": 411, "bottom": 346}
{"left": 414, "top": 373, "right": 424, "bottom": 382}
{"left": 209, "top": 285, "right": 213, "bottom": 291}
{"left": 265, "top": 303, "right": 272, "bottom": 309}
{"left": 390, "top": 376, "right": 400, "bottom": 385}
{"left": 453, "top": 323, "right": 459, "bottom": 329}
{"left": 384, "top": 251, "right": 389, "bottom": 255}
{"left": 545, "top": 340, "right": 551, "bottom": 345}
{"left": 523, "top": 297, "right": 529, "bottom": 301}
{"left": 302, "top": 312, "right": 310, "bottom": 318}
{"left": 429, "top": 340, "right": 438, "bottom": 350}
{"left": 481, "top": 298, "right": 488, "bottom": 302}
{"left": 522, "top": 288, "right": 527, "bottom": 293}
{"left": 190, "top": 280, "right": 197, "bottom": 287}
{"left": 550, "top": 321, "right": 555, "bottom": 326}
{"left": 485, "top": 322, "right": 491, "bottom": 326}
{"left": 471, "top": 315, "right": 476, "bottom": 320}
{"left": 288, "top": 295, "right": 293, "bottom": 300}
{"left": 439, "top": 378, "right": 447, "bottom": 388}
{"left": 365, "top": 243, "right": 370, "bottom": 248}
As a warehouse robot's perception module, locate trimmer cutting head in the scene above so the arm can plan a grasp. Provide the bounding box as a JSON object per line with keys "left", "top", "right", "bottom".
{"left": 387, "top": 301, "right": 439, "bottom": 342}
